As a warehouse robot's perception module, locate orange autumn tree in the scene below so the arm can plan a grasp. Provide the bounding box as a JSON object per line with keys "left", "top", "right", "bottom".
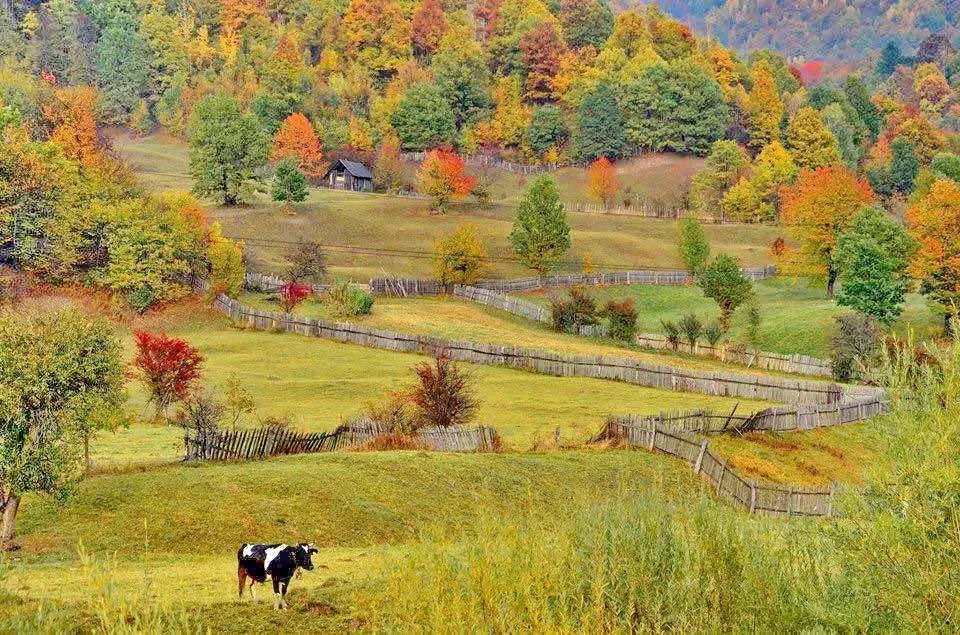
{"left": 271, "top": 112, "right": 324, "bottom": 176}
{"left": 43, "top": 86, "right": 102, "bottom": 169}
{"left": 779, "top": 166, "right": 875, "bottom": 297}
{"left": 418, "top": 148, "right": 475, "bottom": 213}
{"left": 587, "top": 156, "right": 619, "bottom": 207}
{"left": 905, "top": 179, "right": 960, "bottom": 327}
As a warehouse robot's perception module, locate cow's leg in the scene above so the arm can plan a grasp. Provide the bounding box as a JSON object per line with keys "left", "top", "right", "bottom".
{"left": 272, "top": 575, "right": 281, "bottom": 610}
{"left": 237, "top": 566, "right": 247, "bottom": 600}
{"left": 279, "top": 578, "right": 290, "bottom": 609}
{"left": 249, "top": 580, "right": 258, "bottom": 602}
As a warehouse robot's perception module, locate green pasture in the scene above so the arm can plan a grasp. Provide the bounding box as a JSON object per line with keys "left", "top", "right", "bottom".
{"left": 112, "top": 134, "right": 781, "bottom": 280}
{"left": 520, "top": 277, "right": 941, "bottom": 358}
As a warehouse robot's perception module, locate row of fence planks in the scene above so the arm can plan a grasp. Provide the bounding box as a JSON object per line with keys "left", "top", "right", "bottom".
{"left": 599, "top": 419, "right": 841, "bottom": 517}
{"left": 183, "top": 422, "right": 500, "bottom": 463}
{"left": 368, "top": 277, "right": 835, "bottom": 378}
{"left": 604, "top": 395, "right": 886, "bottom": 437}
{"left": 204, "top": 287, "right": 883, "bottom": 406}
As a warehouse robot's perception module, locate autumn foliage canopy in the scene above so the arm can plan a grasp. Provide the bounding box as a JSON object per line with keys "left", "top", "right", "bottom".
{"left": 906, "top": 179, "right": 960, "bottom": 308}
{"left": 779, "top": 166, "right": 875, "bottom": 294}
{"left": 133, "top": 331, "right": 205, "bottom": 417}
{"left": 271, "top": 112, "right": 324, "bottom": 176}
{"left": 418, "top": 148, "right": 475, "bottom": 212}
{"left": 586, "top": 156, "right": 619, "bottom": 206}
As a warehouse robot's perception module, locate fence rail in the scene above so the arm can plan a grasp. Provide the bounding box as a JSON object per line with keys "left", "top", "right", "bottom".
{"left": 183, "top": 422, "right": 500, "bottom": 463}
{"left": 367, "top": 275, "right": 832, "bottom": 378}
{"left": 604, "top": 395, "right": 885, "bottom": 437}
{"left": 198, "top": 282, "right": 883, "bottom": 406}
{"left": 474, "top": 266, "right": 777, "bottom": 292}
{"left": 598, "top": 419, "right": 842, "bottom": 517}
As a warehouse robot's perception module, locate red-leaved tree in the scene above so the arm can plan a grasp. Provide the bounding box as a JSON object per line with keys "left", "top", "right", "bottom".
{"left": 133, "top": 331, "right": 204, "bottom": 418}
{"left": 279, "top": 281, "right": 313, "bottom": 312}
{"left": 410, "top": 351, "right": 478, "bottom": 428}
{"left": 418, "top": 147, "right": 475, "bottom": 213}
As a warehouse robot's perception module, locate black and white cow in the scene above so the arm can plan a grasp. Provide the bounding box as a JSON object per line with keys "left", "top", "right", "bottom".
{"left": 237, "top": 542, "right": 318, "bottom": 609}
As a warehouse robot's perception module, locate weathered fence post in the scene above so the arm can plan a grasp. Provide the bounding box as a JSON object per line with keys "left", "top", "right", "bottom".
{"left": 693, "top": 439, "right": 708, "bottom": 474}
{"left": 749, "top": 481, "right": 757, "bottom": 514}
{"left": 648, "top": 423, "right": 657, "bottom": 450}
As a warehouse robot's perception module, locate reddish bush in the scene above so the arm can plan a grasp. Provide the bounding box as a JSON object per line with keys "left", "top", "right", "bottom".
{"left": 133, "top": 331, "right": 204, "bottom": 417}
{"left": 279, "top": 281, "right": 312, "bottom": 313}
{"left": 410, "top": 351, "right": 478, "bottom": 428}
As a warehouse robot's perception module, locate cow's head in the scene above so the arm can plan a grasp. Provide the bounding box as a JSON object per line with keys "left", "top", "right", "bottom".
{"left": 296, "top": 543, "right": 318, "bottom": 570}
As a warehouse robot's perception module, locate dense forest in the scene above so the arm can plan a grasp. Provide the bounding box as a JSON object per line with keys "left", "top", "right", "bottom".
{"left": 657, "top": 0, "right": 960, "bottom": 62}
{"left": 2, "top": 0, "right": 960, "bottom": 322}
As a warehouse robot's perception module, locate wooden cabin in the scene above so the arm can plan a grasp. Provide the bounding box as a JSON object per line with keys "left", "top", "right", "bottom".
{"left": 324, "top": 159, "right": 374, "bottom": 192}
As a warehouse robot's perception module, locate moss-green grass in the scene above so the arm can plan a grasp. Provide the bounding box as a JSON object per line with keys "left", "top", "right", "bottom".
{"left": 112, "top": 134, "right": 781, "bottom": 280}
{"left": 2, "top": 450, "right": 706, "bottom": 629}
{"left": 520, "top": 277, "right": 941, "bottom": 358}
{"left": 70, "top": 297, "right": 768, "bottom": 470}
{"left": 236, "top": 291, "right": 814, "bottom": 377}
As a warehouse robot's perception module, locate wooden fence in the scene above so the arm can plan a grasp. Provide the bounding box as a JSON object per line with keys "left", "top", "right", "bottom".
{"left": 474, "top": 266, "right": 778, "bottom": 292}
{"left": 597, "top": 420, "right": 837, "bottom": 518}
{"left": 205, "top": 288, "right": 882, "bottom": 406}
{"left": 183, "top": 421, "right": 500, "bottom": 463}
{"left": 401, "top": 151, "right": 559, "bottom": 174}
{"left": 603, "top": 395, "right": 886, "bottom": 437}
{"left": 368, "top": 276, "right": 833, "bottom": 378}
{"left": 244, "top": 272, "right": 338, "bottom": 294}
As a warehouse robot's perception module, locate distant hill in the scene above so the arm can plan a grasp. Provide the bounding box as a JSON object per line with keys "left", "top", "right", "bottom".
{"left": 651, "top": 0, "right": 960, "bottom": 62}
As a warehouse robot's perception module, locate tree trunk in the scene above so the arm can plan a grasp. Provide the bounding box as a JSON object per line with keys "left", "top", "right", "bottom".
{"left": 827, "top": 268, "right": 837, "bottom": 299}
{"left": 84, "top": 435, "right": 91, "bottom": 475}
{"left": 1, "top": 494, "right": 20, "bottom": 544}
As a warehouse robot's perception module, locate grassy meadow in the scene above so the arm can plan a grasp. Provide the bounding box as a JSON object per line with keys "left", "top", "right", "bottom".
{"left": 112, "top": 134, "right": 781, "bottom": 280}
{"left": 24, "top": 292, "right": 763, "bottom": 471}
{"left": 235, "top": 290, "right": 821, "bottom": 377}
{"left": 521, "top": 277, "right": 941, "bottom": 358}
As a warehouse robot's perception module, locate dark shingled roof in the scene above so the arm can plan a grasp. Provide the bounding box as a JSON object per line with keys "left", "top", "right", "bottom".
{"left": 337, "top": 159, "right": 373, "bottom": 180}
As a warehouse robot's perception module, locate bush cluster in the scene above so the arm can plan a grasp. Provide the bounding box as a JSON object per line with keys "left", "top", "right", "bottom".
{"left": 329, "top": 281, "right": 374, "bottom": 317}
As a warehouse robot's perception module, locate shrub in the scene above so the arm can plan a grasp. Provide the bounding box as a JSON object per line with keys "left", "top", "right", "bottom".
{"left": 207, "top": 223, "right": 245, "bottom": 297}
{"left": 127, "top": 283, "right": 155, "bottom": 313}
{"left": 410, "top": 351, "right": 478, "bottom": 428}
{"left": 745, "top": 299, "right": 761, "bottom": 347}
{"left": 678, "top": 217, "right": 710, "bottom": 275}
{"left": 133, "top": 331, "right": 204, "bottom": 418}
{"left": 434, "top": 224, "right": 488, "bottom": 285}
{"left": 329, "top": 281, "right": 374, "bottom": 317}
{"left": 678, "top": 313, "right": 703, "bottom": 350}
{"left": 660, "top": 319, "right": 680, "bottom": 350}
{"left": 284, "top": 241, "right": 327, "bottom": 284}
{"left": 704, "top": 322, "right": 723, "bottom": 347}
{"left": 172, "top": 389, "right": 224, "bottom": 435}
{"left": 601, "top": 298, "right": 638, "bottom": 342}
{"left": 550, "top": 288, "right": 598, "bottom": 333}
{"left": 698, "top": 254, "right": 754, "bottom": 331}
{"left": 830, "top": 313, "right": 880, "bottom": 381}
{"left": 278, "top": 281, "right": 312, "bottom": 313}
{"left": 273, "top": 157, "right": 308, "bottom": 208}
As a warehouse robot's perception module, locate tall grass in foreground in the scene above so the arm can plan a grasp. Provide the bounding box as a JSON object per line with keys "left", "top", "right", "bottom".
{"left": 358, "top": 336, "right": 960, "bottom": 632}
{"left": 0, "top": 545, "right": 205, "bottom": 634}
{"left": 356, "top": 493, "right": 831, "bottom": 632}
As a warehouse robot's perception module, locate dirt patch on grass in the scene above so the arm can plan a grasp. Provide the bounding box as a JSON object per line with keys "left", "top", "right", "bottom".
{"left": 741, "top": 432, "right": 802, "bottom": 452}
{"left": 304, "top": 601, "right": 339, "bottom": 616}
{"left": 727, "top": 453, "right": 783, "bottom": 482}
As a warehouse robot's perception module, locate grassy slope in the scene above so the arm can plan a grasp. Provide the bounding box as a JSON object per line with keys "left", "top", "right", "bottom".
{"left": 521, "top": 277, "right": 940, "bottom": 358}
{"left": 2, "top": 450, "right": 709, "bottom": 631}
{"left": 236, "top": 291, "right": 816, "bottom": 377}
{"left": 76, "top": 297, "right": 767, "bottom": 470}
{"left": 112, "top": 134, "right": 781, "bottom": 280}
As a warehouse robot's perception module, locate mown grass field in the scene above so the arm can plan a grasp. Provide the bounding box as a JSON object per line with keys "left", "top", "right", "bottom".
{"left": 112, "top": 134, "right": 781, "bottom": 280}
{"left": 521, "top": 277, "right": 941, "bottom": 358}
{"left": 33, "top": 293, "right": 765, "bottom": 470}
{"left": 236, "top": 290, "right": 815, "bottom": 377}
